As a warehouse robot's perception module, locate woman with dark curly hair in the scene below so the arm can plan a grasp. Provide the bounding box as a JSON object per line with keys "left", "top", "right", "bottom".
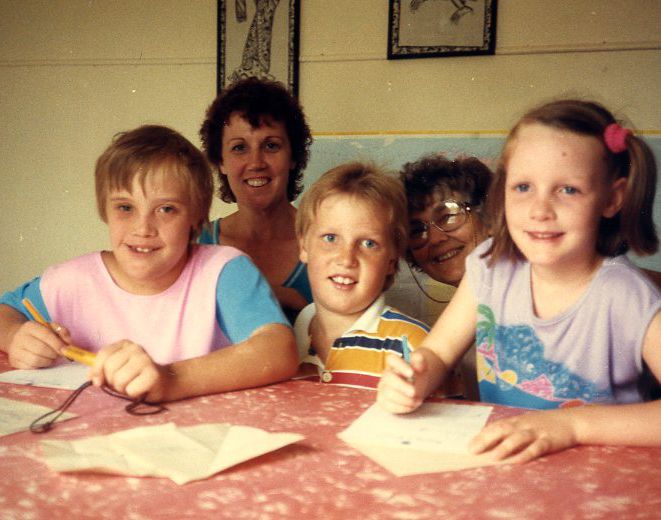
{"left": 401, "top": 154, "right": 493, "bottom": 289}
{"left": 199, "top": 77, "right": 313, "bottom": 322}
{"left": 399, "top": 155, "right": 493, "bottom": 400}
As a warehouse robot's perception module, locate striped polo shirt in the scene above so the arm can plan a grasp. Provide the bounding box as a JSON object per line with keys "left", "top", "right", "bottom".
{"left": 293, "top": 295, "right": 430, "bottom": 389}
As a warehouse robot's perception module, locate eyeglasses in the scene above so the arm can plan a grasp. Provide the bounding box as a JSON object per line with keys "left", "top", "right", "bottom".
{"left": 408, "top": 200, "right": 473, "bottom": 250}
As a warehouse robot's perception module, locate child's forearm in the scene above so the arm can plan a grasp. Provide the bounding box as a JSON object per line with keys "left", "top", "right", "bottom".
{"left": 416, "top": 346, "right": 450, "bottom": 399}
{"left": 570, "top": 399, "right": 661, "bottom": 447}
{"left": 161, "top": 324, "right": 298, "bottom": 402}
{"left": 470, "top": 398, "right": 661, "bottom": 464}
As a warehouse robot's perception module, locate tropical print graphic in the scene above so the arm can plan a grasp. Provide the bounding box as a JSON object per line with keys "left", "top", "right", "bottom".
{"left": 476, "top": 304, "right": 612, "bottom": 409}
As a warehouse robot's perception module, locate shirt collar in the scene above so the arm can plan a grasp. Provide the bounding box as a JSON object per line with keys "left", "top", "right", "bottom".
{"left": 293, "top": 295, "right": 388, "bottom": 359}
{"left": 343, "top": 294, "right": 387, "bottom": 335}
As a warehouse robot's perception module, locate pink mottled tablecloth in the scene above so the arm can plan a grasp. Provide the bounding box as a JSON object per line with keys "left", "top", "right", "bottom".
{"left": 1, "top": 362, "right": 659, "bottom": 519}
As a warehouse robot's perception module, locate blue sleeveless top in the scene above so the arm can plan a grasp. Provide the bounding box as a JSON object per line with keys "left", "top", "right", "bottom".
{"left": 198, "top": 219, "right": 313, "bottom": 315}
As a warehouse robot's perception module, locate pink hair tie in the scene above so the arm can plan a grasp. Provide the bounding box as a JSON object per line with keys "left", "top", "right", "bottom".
{"left": 604, "top": 123, "right": 631, "bottom": 154}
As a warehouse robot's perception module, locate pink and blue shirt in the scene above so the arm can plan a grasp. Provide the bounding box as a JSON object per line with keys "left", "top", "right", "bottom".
{"left": 1, "top": 245, "right": 289, "bottom": 364}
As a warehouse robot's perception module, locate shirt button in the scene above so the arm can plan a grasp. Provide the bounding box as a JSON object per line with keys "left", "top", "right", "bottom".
{"left": 321, "top": 371, "right": 333, "bottom": 383}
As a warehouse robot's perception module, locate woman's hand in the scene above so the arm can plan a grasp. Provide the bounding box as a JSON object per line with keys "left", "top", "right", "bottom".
{"left": 91, "top": 341, "right": 172, "bottom": 402}
{"left": 6, "top": 321, "right": 70, "bottom": 369}
{"left": 469, "top": 409, "right": 579, "bottom": 464}
{"left": 377, "top": 351, "right": 431, "bottom": 414}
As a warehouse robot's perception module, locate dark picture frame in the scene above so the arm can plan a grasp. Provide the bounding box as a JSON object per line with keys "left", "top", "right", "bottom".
{"left": 217, "top": 0, "right": 300, "bottom": 95}
{"left": 388, "top": 0, "right": 497, "bottom": 59}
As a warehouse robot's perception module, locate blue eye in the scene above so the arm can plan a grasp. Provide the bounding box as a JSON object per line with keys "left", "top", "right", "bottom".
{"left": 560, "top": 186, "right": 578, "bottom": 195}
{"left": 322, "top": 234, "right": 336, "bottom": 243}
{"left": 361, "top": 239, "right": 377, "bottom": 249}
{"left": 514, "top": 183, "right": 530, "bottom": 193}
{"left": 117, "top": 204, "right": 132, "bottom": 212}
{"left": 159, "top": 205, "right": 176, "bottom": 214}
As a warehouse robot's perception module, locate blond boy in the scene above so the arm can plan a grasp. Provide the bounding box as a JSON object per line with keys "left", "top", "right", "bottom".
{"left": 293, "top": 162, "right": 431, "bottom": 389}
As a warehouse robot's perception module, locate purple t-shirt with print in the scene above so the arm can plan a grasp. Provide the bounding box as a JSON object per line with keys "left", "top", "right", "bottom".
{"left": 467, "top": 238, "right": 660, "bottom": 410}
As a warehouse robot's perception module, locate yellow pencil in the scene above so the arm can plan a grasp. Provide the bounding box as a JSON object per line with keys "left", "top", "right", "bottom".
{"left": 60, "top": 345, "right": 97, "bottom": 367}
{"left": 21, "top": 297, "right": 97, "bottom": 367}
{"left": 21, "top": 298, "right": 48, "bottom": 326}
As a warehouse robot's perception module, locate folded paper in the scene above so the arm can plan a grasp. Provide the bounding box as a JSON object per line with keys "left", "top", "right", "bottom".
{"left": 40, "top": 422, "right": 304, "bottom": 484}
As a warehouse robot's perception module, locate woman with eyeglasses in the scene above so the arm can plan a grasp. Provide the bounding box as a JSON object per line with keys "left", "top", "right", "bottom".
{"left": 401, "top": 154, "right": 493, "bottom": 290}
{"left": 399, "top": 155, "right": 493, "bottom": 400}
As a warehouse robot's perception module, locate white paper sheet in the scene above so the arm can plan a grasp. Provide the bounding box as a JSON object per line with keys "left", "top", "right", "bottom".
{"left": 40, "top": 422, "right": 304, "bottom": 485}
{"left": 342, "top": 402, "right": 492, "bottom": 453}
{"left": 339, "top": 402, "right": 497, "bottom": 476}
{"left": 0, "top": 363, "right": 89, "bottom": 390}
{"left": 0, "top": 397, "right": 76, "bottom": 437}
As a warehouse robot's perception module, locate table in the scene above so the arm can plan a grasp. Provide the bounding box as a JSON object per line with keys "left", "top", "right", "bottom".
{"left": 1, "top": 361, "right": 660, "bottom": 520}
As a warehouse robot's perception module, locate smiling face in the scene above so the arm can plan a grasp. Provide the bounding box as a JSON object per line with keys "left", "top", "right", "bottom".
{"left": 103, "top": 169, "right": 196, "bottom": 295}
{"left": 219, "top": 112, "right": 295, "bottom": 210}
{"left": 504, "top": 123, "right": 623, "bottom": 277}
{"left": 408, "top": 191, "right": 483, "bottom": 287}
{"left": 299, "top": 193, "right": 398, "bottom": 326}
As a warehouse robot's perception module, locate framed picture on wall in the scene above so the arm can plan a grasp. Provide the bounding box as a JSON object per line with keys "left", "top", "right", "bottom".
{"left": 217, "top": 0, "right": 300, "bottom": 95}
{"left": 388, "top": 0, "right": 497, "bottom": 59}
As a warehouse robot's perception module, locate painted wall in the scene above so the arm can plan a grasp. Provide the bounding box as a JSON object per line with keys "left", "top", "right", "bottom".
{"left": 1, "top": 0, "right": 660, "bottom": 301}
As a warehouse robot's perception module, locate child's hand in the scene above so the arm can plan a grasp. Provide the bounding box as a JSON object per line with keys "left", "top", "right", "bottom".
{"left": 469, "top": 409, "right": 578, "bottom": 464}
{"left": 91, "top": 340, "right": 171, "bottom": 402}
{"left": 6, "top": 321, "right": 70, "bottom": 369}
{"left": 377, "top": 351, "right": 428, "bottom": 414}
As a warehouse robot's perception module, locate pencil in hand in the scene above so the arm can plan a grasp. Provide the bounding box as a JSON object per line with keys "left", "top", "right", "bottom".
{"left": 60, "top": 345, "right": 97, "bottom": 367}
{"left": 401, "top": 335, "right": 411, "bottom": 364}
{"left": 21, "top": 297, "right": 49, "bottom": 327}
{"left": 21, "top": 298, "right": 97, "bottom": 367}
{"left": 401, "top": 335, "right": 415, "bottom": 383}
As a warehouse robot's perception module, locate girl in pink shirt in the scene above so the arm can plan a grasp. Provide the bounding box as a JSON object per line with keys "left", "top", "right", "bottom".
{"left": 0, "top": 125, "right": 297, "bottom": 403}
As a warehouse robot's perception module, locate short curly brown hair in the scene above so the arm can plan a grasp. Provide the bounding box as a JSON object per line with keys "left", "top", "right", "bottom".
{"left": 400, "top": 154, "right": 493, "bottom": 214}
{"left": 200, "top": 77, "right": 313, "bottom": 203}
{"left": 399, "top": 154, "right": 493, "bottom": 270}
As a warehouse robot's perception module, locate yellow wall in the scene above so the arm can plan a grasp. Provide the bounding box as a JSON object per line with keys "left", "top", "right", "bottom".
{"left": 300, "top": 0, "right": 660, "bottom": 132}
{"left": 1, "top": 0, "right": 660, "bottom": 292}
